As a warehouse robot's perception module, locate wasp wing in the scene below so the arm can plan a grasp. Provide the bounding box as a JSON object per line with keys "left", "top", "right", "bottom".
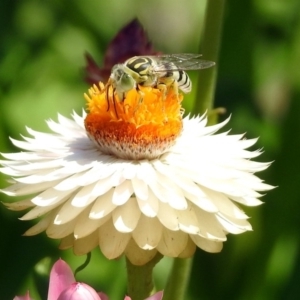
{"left": 145, "top": 53, "right": 215, "bottom": 72}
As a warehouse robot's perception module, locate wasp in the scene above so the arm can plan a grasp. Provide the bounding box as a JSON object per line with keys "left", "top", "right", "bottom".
{"left": 106, "top": 53, "right": 215, "bottom": 113}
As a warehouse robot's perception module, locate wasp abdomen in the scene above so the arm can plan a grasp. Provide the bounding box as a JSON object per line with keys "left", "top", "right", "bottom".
{"left": 174, "top": 70, "right": 191, "bottom": 93}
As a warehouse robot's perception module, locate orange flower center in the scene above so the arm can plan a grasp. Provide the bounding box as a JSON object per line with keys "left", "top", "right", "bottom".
{"left": 84, "top": 82, "right": 183, "bottom": 160}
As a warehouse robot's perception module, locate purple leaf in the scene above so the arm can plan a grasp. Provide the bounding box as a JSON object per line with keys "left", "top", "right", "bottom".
{"left": 85, "top": 18, "right": 159, "bottom": 84}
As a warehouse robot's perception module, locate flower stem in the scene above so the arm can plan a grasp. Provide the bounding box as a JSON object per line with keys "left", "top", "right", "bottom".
{"left": 163, "top": 258, "right": 193, "bottom": 300}
{"left": 194, "top": 0, "right": 226, "bottom": 122}
{"left": 126, "top": 253, "right": 163, "bottom": 300}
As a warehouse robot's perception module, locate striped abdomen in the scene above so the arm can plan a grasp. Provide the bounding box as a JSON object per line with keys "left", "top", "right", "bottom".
{"left": 158, "top": 67, "right": 192, "bottom": 94}
{"left": 172, "top": 70, "right": 192, "bottom": 93}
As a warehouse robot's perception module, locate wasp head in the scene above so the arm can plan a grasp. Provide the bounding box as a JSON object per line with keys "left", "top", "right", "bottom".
{"left": 110, "top": 64, "right": 136, "bottom": 100}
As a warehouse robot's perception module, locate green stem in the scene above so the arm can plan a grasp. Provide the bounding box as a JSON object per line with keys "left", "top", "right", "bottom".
{"left": 126, "top": 253, "right": 163, "bottom": 300}
{"left": 163, "top": 258, "right": 193, "bottom": 300}
{"left": 194, "top": 0, "right": 226, "bottom": 122}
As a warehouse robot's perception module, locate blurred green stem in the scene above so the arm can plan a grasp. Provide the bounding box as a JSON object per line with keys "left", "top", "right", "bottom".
{"left": 126, "top": 253, "right": 162, "bottom": 300}
{"left": 163, "top": 258, "right": 193, "bottom": 300}
{"left": 163, "top": 3, "right": 226, "bottom": 300}
{"left": 194, "top": 0, "right": 226, "bottom": 123}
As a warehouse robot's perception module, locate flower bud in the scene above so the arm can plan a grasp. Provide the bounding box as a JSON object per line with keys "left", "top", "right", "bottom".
{"left": 57, "top": 282, "right": 101, "bottom": 300}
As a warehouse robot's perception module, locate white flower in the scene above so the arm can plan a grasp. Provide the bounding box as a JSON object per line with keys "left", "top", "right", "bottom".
{"left": 0, "top": 84, "right": 273, "bottom": 265}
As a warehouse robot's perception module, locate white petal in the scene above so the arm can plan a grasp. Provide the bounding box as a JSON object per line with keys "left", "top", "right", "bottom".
{"left": 112, "top": 197, "right": 140, "bottom": 232}
{"left": 1, "top": 180, "right": 61, "bottom": 196}
{"left": 71, "top": 183, "right": 99, "bottom": 207}
{"left": 183, "top": 189, "right": 218, "bottom": 213}
{"left": 125, "top": 239, "right": 158, "bottom": 266}
{"left": 0, "top": 165, "right": 51, "bottom": 177}
{"left": 193, "top": 205, "right": 227, "bottom": 241}
{"left": 178, "top": 237, "right": 196, "bottom": 258}
{"left": 216, "top": 213, "right": 252, "bottom": 234}
{"left": 136, "top": 189, "right": 159, "bottom": 217}
{"left": 231, "top": 195, "right": 263, "bottom": 206}
{"left": 157, "top": 202, "right": 179, "bottom": 231}
{"left": 90, "top": 189, "right": 116, "bottom": 219}
{"left": 4, "top": 198, "right": 34, "bottom": 211}
{"left": 110, "top": 168, "right": 127, "bottom": 186}
{"left": 91, "top": 177, "right": 116, "bottom": 197}
{"left": 72, "top": 110, "right": 86, "bottom": 129}
{"left": 112, "top": 180, "right": 133, "bottom": 205}
{"left": 137, "top": 160, "right": 157, "bottom": 181}
{"left": 47, "top": 216, "right": 76, "bottom": 239}
{"left": 14, "top": 169, "right": 64, "bottom": 184}
{"left": 59, "top": 234, "right": 74, "bottom": 250}
{"left": 54, "top": 199, "right": 88, "bottom": 224}
{"left": 122, "top": 161, "right": 137, "bottom": 179}
{"left": 177, "top": 205, "right": 200, "bottom": 234}
{"left": 53, "top": 171, "right": 91, "bottom": 191}
{"left": 47, "top": 118, "right": 80, "bottom": 138}
{"left": 147, "top": 180, "right": 168, "bottom": 204}
{"left": 58, "top": 113, "right": 82, "bottom": 130}
{"left": 74, "top": 210, "right": 110, "bottom": 239}
{"left": 77, "top": 162, "right": 117, "bottom": 186}
{"left": 147, "top": 170, "right": 187, "bottom": 210}
{"left": 24, "top": 213, "right": 53, "bottom": 236}
{"left": 156, "top": 229, "right": 188, "bottom": 257}
{"left": 154, "top": 162, "right": 218, "bottom": 212}
{"left": 73, "top": 230, "right": 99, "bottom": 255}
{"left": 99, "top": 219, "right": 131, "bottom": 259}
{"left": 0, "top": 151, "right": 52, "bottom": 161}
{"left": 21, "top": 203, "right": 60, "bottom": 220}
{"left": 190, "top": 235, "right": 223, "bottom": 253}
{"left": 31, "top": 187, "right": 77, "bottom": 207}
{"left": 201, "top": 186, "right": 248, "bottom": 219}
{"left": 9, "top": 138, "right": 47, "bottom": 151}
{"left": 132, "top": 216, "right": 162, "bottom": 249}
{"left": 155, "top": 171, "right": 187, "bottom": 210}
{"left": 132, "top": 177, "right": 148, "bottom": 201}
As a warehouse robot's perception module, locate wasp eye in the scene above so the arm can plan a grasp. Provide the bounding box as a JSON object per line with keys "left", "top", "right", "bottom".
{"left": 119, "top": 73, "right": 136, "bottom": 90}
{"left": 111, "top": 65, "right": 124, "bottom": 81}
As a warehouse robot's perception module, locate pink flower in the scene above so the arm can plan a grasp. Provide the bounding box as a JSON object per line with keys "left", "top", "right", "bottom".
{"left": 14, "top": 259, "right": 163, "bottom": 300}
{"left": 48, "top": 259, "right": 76, "bottom": 300}
{"left": 13, "top": 291, "right": 31, "bottom": 300}
{"left": 145, "top": 291, "right": 164, "bottom": 300}
{"left": 57, "top": 282, "right": 101, "bottom": 300}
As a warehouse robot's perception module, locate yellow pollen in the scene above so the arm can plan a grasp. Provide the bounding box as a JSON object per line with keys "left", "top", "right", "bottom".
{"left": 84, "top": 82, "right": 183, "bottom": 160}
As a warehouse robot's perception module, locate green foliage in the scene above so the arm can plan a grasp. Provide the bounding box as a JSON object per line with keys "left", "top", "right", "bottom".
{"left": 0, "top": 0, "right": 299, "bottom": 299}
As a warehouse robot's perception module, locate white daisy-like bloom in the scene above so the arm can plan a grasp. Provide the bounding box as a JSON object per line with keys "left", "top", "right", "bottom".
{"left": 0, "top": 82, "right": 273, "bottom": 265}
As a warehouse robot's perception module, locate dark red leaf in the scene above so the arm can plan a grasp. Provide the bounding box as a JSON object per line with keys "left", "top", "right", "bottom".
{"left": 85, "top": 19, "right": 159, "bottom": 84}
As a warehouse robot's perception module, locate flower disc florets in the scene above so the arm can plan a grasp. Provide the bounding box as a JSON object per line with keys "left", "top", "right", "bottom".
{"left": 84, "top": 82, "right": 183, "bottom": 160}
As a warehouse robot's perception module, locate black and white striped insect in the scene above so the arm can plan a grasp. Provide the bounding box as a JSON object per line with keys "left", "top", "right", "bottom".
{"left": 108, "top": 53, "right": 215, "bottom": 101}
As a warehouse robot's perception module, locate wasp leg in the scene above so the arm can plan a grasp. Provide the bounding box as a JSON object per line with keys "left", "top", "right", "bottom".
{"left": 105, "top": 84, "right": 110, "bottom": 112}
{"left": 106, "top": 84, "right": 119, "bottom": 118}
{"left": 132, "top": 86, "right": 145, "bottom": 114}
{"left": 112, "top": 88, "right": 119, "bottom": 119}
{"left": 170, "top": 81, "right": 179, "bottom": 99}
{"left": 157, "top": 83, "right": 168, "bottom": 101}
{"left": 137, "top": 85, "right": 145, "bottom": 103}
{"left": 159, "top": 80, "right": 180, "bottom": 101}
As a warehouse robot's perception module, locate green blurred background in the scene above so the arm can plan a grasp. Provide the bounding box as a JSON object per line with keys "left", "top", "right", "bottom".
{"left": 0, "top": 0, "right": 299, "bottom": 299}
